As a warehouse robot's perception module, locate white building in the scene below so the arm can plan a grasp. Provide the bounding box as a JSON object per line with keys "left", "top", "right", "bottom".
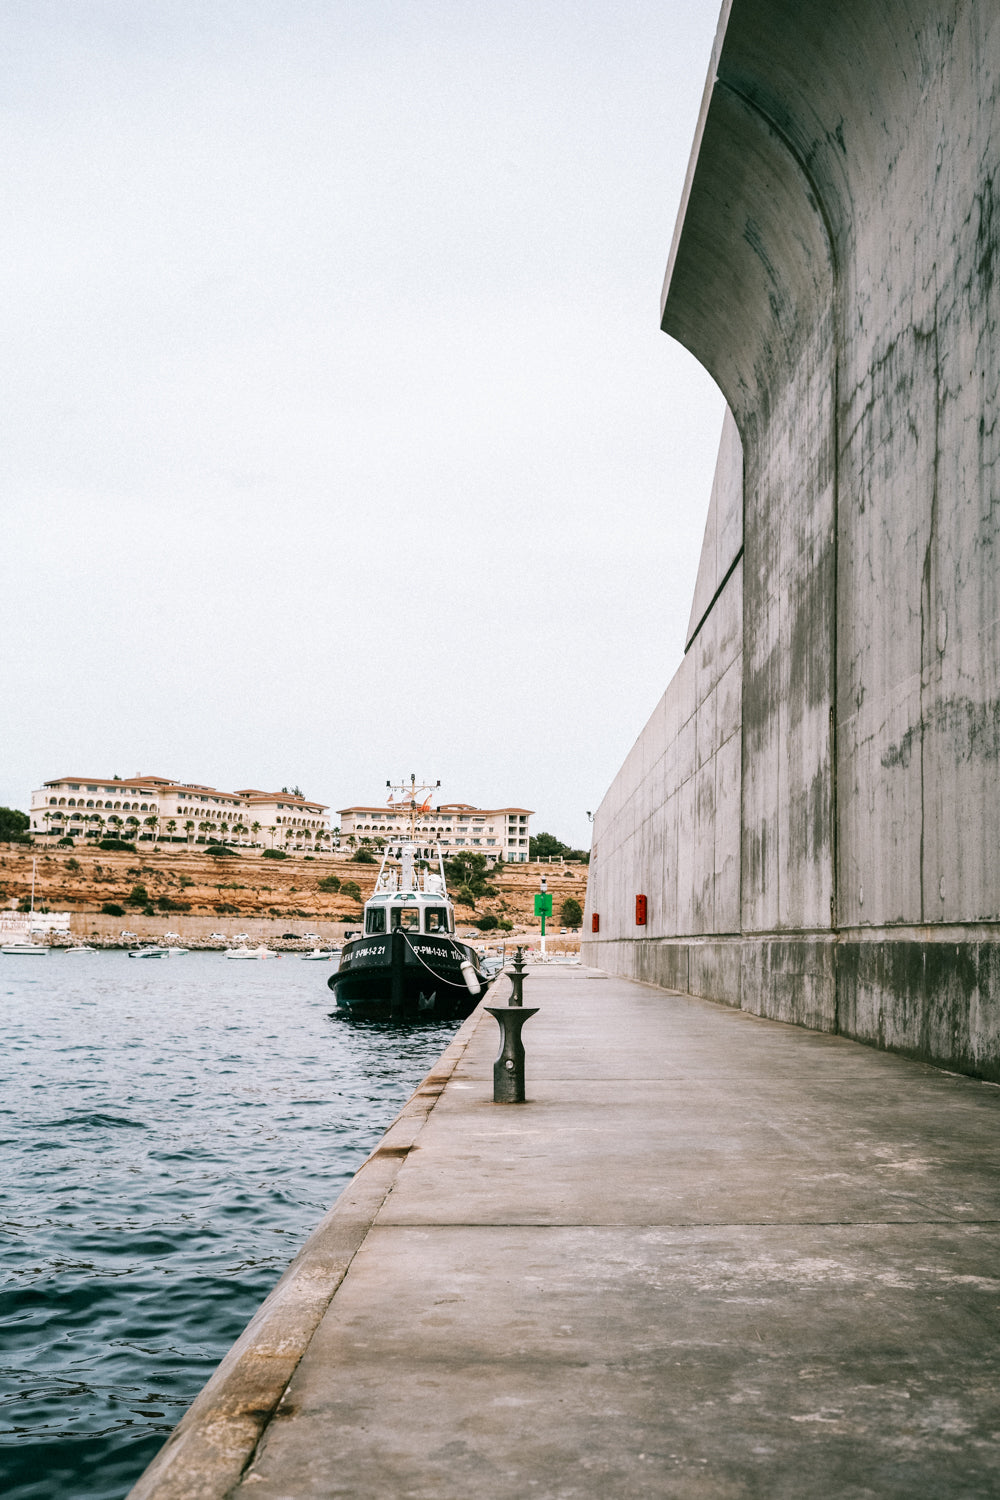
{"left": 29, "top": 775, "right": 331, "bottom": 851}
{"left": 338, "top": 801, "right": 533, "bottom": 863}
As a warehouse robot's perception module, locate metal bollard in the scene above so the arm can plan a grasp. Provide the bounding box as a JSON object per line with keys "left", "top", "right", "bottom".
{"left": 487, "top": 1005, "right": 539, "bottom": 1103}
{"left": 508, "top": 944, "right": 528, "bottom": 1006}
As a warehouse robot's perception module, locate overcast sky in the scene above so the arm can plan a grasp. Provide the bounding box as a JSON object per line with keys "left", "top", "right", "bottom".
{"left": 1, "top": 0, "right": 726, "bottom": 848}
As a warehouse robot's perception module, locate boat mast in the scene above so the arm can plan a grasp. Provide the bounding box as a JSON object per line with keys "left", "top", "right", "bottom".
{"left": 384, "top": 775, "right": 441, "bottom": 847}
{"left": 384, "top": 776, "right": 442, "bottom": 894}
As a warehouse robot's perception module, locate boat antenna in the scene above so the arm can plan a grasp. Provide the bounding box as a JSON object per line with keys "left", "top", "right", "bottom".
{"left": 385, "top": 776, "right": 441, "bottom": 845}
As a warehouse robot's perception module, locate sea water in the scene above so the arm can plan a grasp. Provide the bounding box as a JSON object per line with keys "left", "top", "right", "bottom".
{"left": 0, "top": 950, "right": 463, "bottom": 1499}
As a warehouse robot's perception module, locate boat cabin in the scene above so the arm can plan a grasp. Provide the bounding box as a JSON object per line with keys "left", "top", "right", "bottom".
{"left": 364, "top": 896, "right": 454, "bottom": 935}
{"left": 362, "top": 841, "right": 456, "bottom": 936}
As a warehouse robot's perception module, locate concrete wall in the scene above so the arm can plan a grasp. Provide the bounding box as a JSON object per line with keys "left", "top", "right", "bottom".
{"left": 584, "top": 0, "right": 1000, "bottom": 1079}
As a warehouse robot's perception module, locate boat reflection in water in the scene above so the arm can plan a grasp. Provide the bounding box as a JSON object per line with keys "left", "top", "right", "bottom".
{"left": 329, "top": 778, "right": 491, "bottom": 1021}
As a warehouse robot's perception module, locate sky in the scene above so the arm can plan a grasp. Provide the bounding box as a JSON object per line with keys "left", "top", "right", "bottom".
{"left": 0, "top": 0, "right": 726, "bottom": 850}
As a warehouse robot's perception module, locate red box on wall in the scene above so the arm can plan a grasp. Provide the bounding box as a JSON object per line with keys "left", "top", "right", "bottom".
{"left": 591, "top": 912, "right": 600, "bottom": 933}
{"left": 635, "top": 894, "right": 647, "bottom": 926}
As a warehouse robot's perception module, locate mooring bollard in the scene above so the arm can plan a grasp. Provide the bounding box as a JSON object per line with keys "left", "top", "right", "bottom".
{"left": 508, "top": 944, "right": 528, "bottom": 1006}
{"left": 487, "top": 1004, "right": 539, "bottom": 1103}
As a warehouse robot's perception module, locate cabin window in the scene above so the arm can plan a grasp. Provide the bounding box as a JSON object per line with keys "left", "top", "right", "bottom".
{"left": 391, "top": 907, "right": 420, "bottom": 930}
{"left": 365, "top": 907, "right": 386, "bottom": 934}
{"left": 424, "top": 907, "right": 451, "bottom": 933}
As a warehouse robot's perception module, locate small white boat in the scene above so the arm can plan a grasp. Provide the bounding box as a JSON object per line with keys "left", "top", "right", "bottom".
{"left": 166, "top": 946, "right": 189, "bottom": 956}
{"left": 128, "top": 946, "right": 169, "bottom": 959}
{"left": 1, "top": 942, "right": 49, "bottom": 956}
{"left": 301, "top": 948, "right": 336, "bottom": 961}
{"left": 64, "top": 945, "right": 98, "bottom": 954}
{"left": 224, "top": 945, "right": 277, "bottom": 960}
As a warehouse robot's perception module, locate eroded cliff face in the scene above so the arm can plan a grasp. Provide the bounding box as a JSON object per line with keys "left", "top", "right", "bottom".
{"left": 0, "top": 842, "right": 587, "bottom": 933}
{"left": 584, "top": 0, "right": 1000, "bottom": 1078}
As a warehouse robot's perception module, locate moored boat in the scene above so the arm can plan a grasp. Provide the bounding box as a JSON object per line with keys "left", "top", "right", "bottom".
{"left": 1, "top": 941, "right": 49, "bottom": 956}
{"left": 224, "top": 945, "right": 277, "bottom": 960}
{"left": 328, "top": 777, "right": 492, "bottom": 1021}
{"left": 127, "top": 945, "right": 169, "bottom": 958}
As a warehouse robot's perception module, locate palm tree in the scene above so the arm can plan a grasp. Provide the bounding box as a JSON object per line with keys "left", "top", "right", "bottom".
{"left": 198, "top": 820, "right": 215, "bottom": 844}
{"left": 107, "top": 815, "right": 123, "bottom": 835}
{"left": 125, "top": 816, "right": 140, "bottom": 841}
{"left": 267, "top": 825, "right": 277, "bottom": 848}
{"left": 234, "top": 821, "right": 248, "bottom": 845}
{"left": 143, "top": 814, "right": 159, "bottom": 846}
{"left": 251, "top": 820, "right": 261, "bottom": 846}
{"left": 165, "top": 818, "right": 177, "bottom": 842}
{"left": 184, "top": 820, "right": 195, "bottom": 844}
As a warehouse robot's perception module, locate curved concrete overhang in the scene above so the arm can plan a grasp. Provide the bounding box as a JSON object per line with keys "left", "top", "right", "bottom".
{"left": 661, "top": 80, "right": 834, "bottom": 433}
{"left": 661, "top": 0, "right": 950, "bottom": 425}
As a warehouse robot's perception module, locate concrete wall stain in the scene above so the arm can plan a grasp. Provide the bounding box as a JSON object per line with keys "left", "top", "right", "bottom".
{"left": 584, "top": 0, "right": 1000, "bottom": 1080}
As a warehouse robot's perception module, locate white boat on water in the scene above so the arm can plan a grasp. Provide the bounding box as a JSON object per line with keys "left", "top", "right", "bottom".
{"left": 1, "top": 858, "right": 66, "bottom": 954}
{"left": 128, "top": 945, "right": 170, "bottom": 959}
{"left": 224, "top": 945, "right": 277, "bottom": 960}
{"left": 301, "top": 948, "right": 336, "bottom": 961}
{"left": 166, "top": 946, "right": 189, "bottom": 956}
{"left": 64, "top": 945, "right": 98, "bottom": 954}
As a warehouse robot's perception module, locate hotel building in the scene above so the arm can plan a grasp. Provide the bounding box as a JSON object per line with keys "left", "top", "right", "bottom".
{"left": 29, "top": 775, "right": 331, "bottom": 850}
{"left": 337, "top": 801, "right": 533, "bottom": 863}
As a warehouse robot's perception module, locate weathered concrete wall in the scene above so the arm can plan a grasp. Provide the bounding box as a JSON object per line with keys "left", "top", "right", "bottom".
{"left": 584, "top": 0, "right": 1000, "bottom": 1078}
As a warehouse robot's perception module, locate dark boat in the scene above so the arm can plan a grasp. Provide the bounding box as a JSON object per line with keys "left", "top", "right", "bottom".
{"left": 328, "top": 780, "right": 491, "bottom": 1020}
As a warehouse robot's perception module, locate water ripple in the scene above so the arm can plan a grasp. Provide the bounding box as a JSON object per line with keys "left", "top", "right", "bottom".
{"left": 0, "top": 951, "right": 461, "bottom": 1499}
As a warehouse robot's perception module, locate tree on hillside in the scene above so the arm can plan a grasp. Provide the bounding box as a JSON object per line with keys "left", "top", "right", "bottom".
{"left": 445, "top": 852, "right": 494, "bottom": 899}
{"left": 560, "top": 897, "right": 583, "bottom": 928}
{"left": 0, "top": 807, "right": 29, "bottom": 842}
{"left": 528, "top": 832, "right": 590, "bottom": 863}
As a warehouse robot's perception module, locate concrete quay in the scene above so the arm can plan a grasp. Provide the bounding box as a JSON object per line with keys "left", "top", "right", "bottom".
{"left": 131, "top": 967, "right": 1000, "bottom": 1499}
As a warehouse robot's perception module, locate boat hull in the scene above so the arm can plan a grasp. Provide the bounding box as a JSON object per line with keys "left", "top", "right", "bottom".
{"left": 328, "top": 930, "right": 488, "bottom": 1020}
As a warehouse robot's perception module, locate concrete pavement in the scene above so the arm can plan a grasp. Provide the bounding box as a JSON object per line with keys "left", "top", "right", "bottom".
{"left": 132, "top": 966, "right": 1000, "bottom": 1498}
